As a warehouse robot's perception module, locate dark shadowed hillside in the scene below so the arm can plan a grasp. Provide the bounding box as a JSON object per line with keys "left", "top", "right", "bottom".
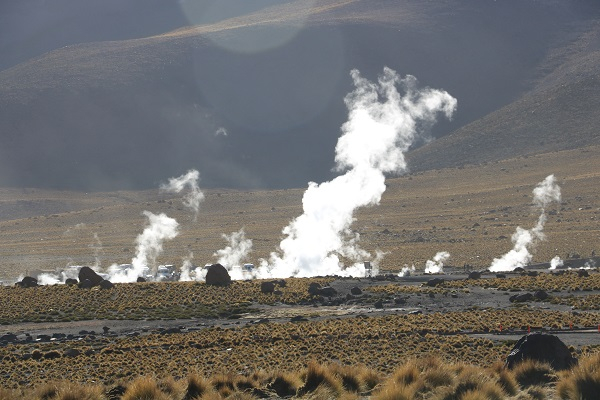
{"left": 407, "top": 18, "right": 600, "bottom": 171}
{"left": 1, "top": 0, "right": 599, "bottom": 190}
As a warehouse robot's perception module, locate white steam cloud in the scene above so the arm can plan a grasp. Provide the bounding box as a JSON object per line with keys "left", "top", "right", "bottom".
{"left": 489, "top": 175, "right": 561, "bottom": 272}
{"left": 160, "top": 169, "right": 205, "bottom": 220}
{"left": 424, "top": 251, "right": 450, "bottom": 274}
{"left": 549, "top": 256, "right": 564, "bottom": 270}
{"left": 257, "top": 67, "right": 456, "bottom": 278}
{"left": 213, "top": 228, "right": 254, "bottom": 280}
{"left": 109, "top": 211, "right": 179, "bottom": 283}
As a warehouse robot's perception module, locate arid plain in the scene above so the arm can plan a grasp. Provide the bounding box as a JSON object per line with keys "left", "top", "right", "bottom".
{"left": 1, "top": 145, "right": 599, "bottom": 281}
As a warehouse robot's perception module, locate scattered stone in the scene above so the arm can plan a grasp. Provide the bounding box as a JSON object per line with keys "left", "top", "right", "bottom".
{"left": 260, "top": 281, "right": 275, "bottom": 294}
{"left": 527, "top": 271, "right": 539, "bottom": 277}
{"left": 63, "top": 348, "right": 81, "bottom": 358}
{"left": 290, "top": 316, "right": 308, "bottom": 322}
{"left": 509, "top": 293, "right": 534, "bottom": 303}
{"left": 318, "top": 286, "right": 337, "bottom": 297}
{"left": 496, "top": 274, "right": 506, "bottom": 279}
{"left": 514, "top": 267, "right": 525, "bottom": 273}
{"left": 308, "top": 282, "right": 322, "bottom": 295}
{"left": 205, "top": 264, "right": 231, "bottom": 286}
{"left": 102, "top": 326, "right": 111, "bottom": 334}
{"left": 43, "top": 350, "right": 61, "bottom": 360}
{"left": 275, "top": 279, "right": 287, "bottom": 287}
{"left": 136, "top": 277, "right": 146, "bottom": 283}
{"left": 374, "top": 300, "right": 384, "bottom": 309}
{"left": 78, "top": 266, "right": 104, "bottom": 287}
{"left": 98, "top": 279, "right": 114, "bottom": 289}
{"left": 577, "top": 269, "right": 589, "bottom": 278}
{"left": 0, "top": 334, "right": 17, "bottom": 343}
{"left": 350, "top": 286, "right": 363, "bottom": 296}
{"left": 534, "top": 290, "right": 549, "bottom": 301}
{"left": 468, "top": 271, "right": 481, "bottom": 280}
{"left": 505, "top": 333, "right": 577, "bottom": 371}
{"left": 78, "top": 279, "right": 94, "bottom": 289}
{"left": 426, "top": 278, "right": 445, "bottom": 287}
{"left": 16, "top": 276, "right": 38, "bottom": 288}
{"left": 65, "top": 278, "right": 78, "bottom": 286}
{"left": 160, "top": 327, "right": 181, "bottom": 335}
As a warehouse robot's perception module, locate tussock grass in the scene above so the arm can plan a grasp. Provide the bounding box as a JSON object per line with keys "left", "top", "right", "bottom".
{"left": 557, "top": 352, "right": 600, "bottom": 400}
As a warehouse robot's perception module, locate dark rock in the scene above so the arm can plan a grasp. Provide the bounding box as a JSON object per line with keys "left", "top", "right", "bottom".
{"left": 527, "top": 271, "right": 539, "bottom": 277}
{"left": 510, "top": 293, "right": 534, "bottom": 303}
{"left": 136, "top": 277, "right": 146, "bottom": 282}
{"left": 36, "top": 334, "right": 51, "bottom": 342}
{"left": 290, "top": 315, "right": 308, "bottom": 322}
{"left": 426, "top": 278, "right": 445, "bottom": 287}
{"left": 514, "top": 267, "right": 525, "bottom": 273}
{"left": 496, "top": 274, "right": 506, "bottom": 279}
{"left": 505, "top": 333, "right": 578, "bottom": 371}
{"left": 428, "top": 292, "right": 435, "bottom": 298}
{"left": 0, "top": 334, "right": 17, "bottom": 342}
{"left": 307, "top": 282, "right": 321, "bottom": 295}
{"left": 43, "top": 350, "right": 61, "bottom": 359}
{"left": 102, "top": 326, "right": 110, "bottom": 334}
{"left": 468, "top": 271, "right": 481, "bottom": 280}
{"left": 205, "top": 264, "right": 231, "bottom": 286}
{"left": 275, "top": 279, "right": 287, "bottom": 287}
{"left": 65, "top": 278, "right": 78, "bottom": 286}
{"left": 534, "top": 290, "right": 549, "bottom": 301}
{"left": 350, "top": 286, "right": 362, "bottom": 295}
{"left": 51, "top": 333, "right": 66, "bottom": 340}
{"left": 260, "top": 281, "right": 276, "bottom": 294}
{"left": 577, "top": 269, "right": 589, "bottom": 278}
{"left": 63, "top": 348, "right": 81, "bottom": 358}
{"left": 274, "top": 290, "right": 283, "bottom": 295}
{"left": 78, "top": 266, "right": 104, "bottom": 287}
{"left": 374, "top": 299, "right": 384, "bottom": 309}
{"left": 318, "top": 286, "right": 337, "bottom": 297}
{"left": 408, "top": 310, "right": 422, "bottom": 315}
{"left": 98, "top": 279, "right": 114, "bottom": 289}
{"left": 17, "top": 276, "right": 38, "bottom": 288}
{"left": 78, "top": 279, "right": 93, "bottom": 289}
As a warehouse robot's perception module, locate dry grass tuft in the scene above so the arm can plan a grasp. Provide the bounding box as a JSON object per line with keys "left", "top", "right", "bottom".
{"left": 298, "top": 361, "right": 343, "bottom": 396}
{"left": 557, "top": 352, "right": 600, "bottom": 400}
{"left": 121, "top": 376, "right": 170, "bottom": 400}
{"left": 512, "top": 360, "right": 557, "bottom": 388}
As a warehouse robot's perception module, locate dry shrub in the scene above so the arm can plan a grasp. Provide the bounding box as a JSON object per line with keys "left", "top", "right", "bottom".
{"left": 297, "top": 361, "right": 343, "bottom": 396}
{"left": 371, "top": 383, "right": 415, "bottom": 400}
{"left": 267, "top": 371, "right": 302, "bottom": 397}
{"left": 557, "top": 353, "right": 600, "bottom": 400}
{"left": 121, "top": 376, "right": 171, "bottom": 400}
{"left": 0, "top": 388, "right": 20, "bottom": 400}
{"left": 512, "top": 360, "right": 557, "bottom": 388}
{"left": 183, "top": 374, "right": 212, "bottom": 400}
{"left": 30, "top": 381, "right": 104, "bottom": 400}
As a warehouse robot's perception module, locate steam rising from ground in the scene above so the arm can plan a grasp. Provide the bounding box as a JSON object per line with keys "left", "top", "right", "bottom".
{"left": 424, "top": 251, "right": 450, "bottom": 274}
{"left": 160, "top": 169, "right": 205, "bottom": 220}
{"left": 109, "top": 211, "right": 179, "bottom": 283}
{"left": 489, "top": 175, "right": 561, "bottom": 272}
{"left": 256, "top": 67, "right": 456, "bottom": 278}
{"left": 214, "top": 229, "right": 253, "bottom": 280}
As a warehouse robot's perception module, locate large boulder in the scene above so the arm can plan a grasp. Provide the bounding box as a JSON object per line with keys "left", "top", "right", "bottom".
{"left": 78, "top": 267, "right": 104, "bottom": 287}
{"left": 505, "top": 333, "right": 578, "bottom": 371}
{"left": 98, "top": 280, "right": 114, "bottom": 289}
{"left": 260, "top": 281, "right": 276, "bottom": 294}
{"left": 205, "top": 264, "right": 231, "bottom": 286}
{"left": 318, "top": 286, "right": 337, "bottom": 297}
{"left": 16, "top": 276, "right": 38, "bottom": 288}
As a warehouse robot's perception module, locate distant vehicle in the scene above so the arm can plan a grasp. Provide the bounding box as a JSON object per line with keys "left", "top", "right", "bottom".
{"left": 156, "top": 264, "right": 179, "bottom": 281}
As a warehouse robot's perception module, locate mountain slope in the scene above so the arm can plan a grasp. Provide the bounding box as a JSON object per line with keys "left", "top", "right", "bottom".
{"left": 407, "top": 20, "right": 600, "bottom": 171}
{"left": 0, "top": 0, "right": 598, "bottom": 190}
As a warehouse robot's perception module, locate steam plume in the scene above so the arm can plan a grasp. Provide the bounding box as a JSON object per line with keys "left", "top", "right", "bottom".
{"left": 109, "top": 211, "right": 179, "bottom": 282}
{"left": 549, "top": 256, "right": 564, "bottom": 270}
{"left": 424, "top": 251, "right": 450, "bottom": 274}
{"left": 214, "top": 229, "right": 253, "bottom": 279}
{"left": 490, "top": 175, "right": 561, "bottom": 272}
{"left": 259, "top": 67, "right": 456, "bottom": 278}
{"left": 160, "top": 169, "right": 205, "bottom": 220}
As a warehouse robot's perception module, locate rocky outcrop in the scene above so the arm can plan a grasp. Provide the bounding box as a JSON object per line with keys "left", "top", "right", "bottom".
{"left": 505, "top": 333, "right": 577, "bottom": 371}
{"left": 78, "top": 267, "right": 104, "bottom": 287}
{"left": 205, "top": 264, "right": 231, "bottom": 286}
